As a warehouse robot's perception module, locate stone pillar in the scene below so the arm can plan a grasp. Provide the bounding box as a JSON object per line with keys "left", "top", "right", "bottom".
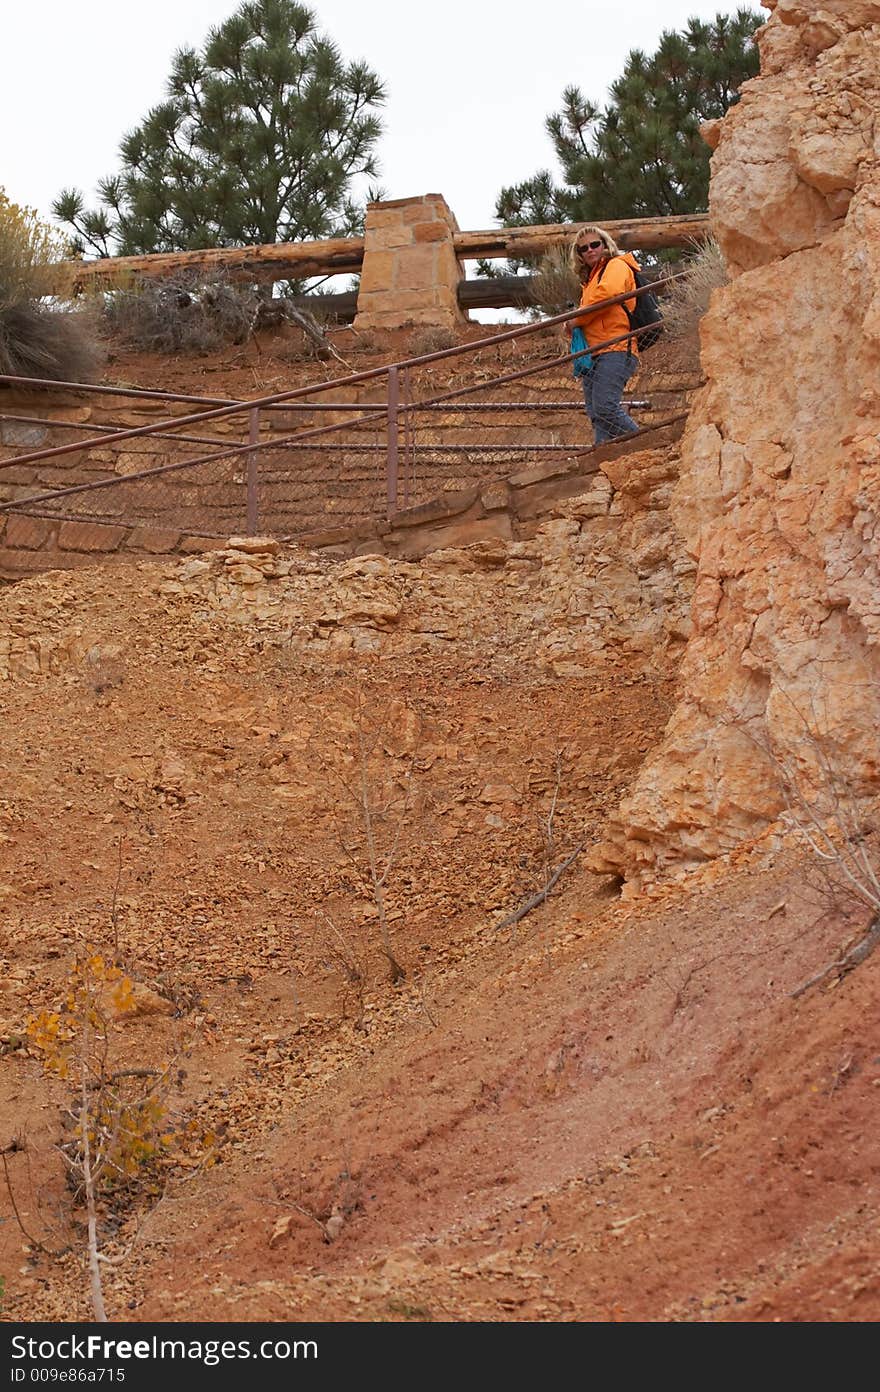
{"left": 354, "top": 194, "right": 468, "bottom": 331}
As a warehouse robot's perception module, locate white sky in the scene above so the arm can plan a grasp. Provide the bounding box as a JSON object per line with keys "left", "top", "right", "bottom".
{"left": 4, "top": 0, "right": 764, "bottom": 234}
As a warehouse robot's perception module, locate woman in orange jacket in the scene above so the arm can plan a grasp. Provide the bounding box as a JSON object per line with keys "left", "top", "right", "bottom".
{"left": 572, "top": 225, "right": 640, "bottom": 444}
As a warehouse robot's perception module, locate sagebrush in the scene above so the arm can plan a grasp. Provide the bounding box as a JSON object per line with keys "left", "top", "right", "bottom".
{"left": 100, "top": 272, "right": 262, "bottom": 354}
{"left": 528, "top": 243, "right": 581, "bottom": 318}
{"left": 660, "top": 235, "right": 728, "bottom": 338}
{"left": 0, "top": 188, "right": 99, "bottom": 382}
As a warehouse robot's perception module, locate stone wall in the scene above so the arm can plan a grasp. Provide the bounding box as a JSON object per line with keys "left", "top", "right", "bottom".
{"left": 0, "top": 414, "right": 686, "bottom": 581}
{"left": 590, "top": 0, "right": 880, "bottom": 889}
{"left": 0, "top": 394, "right": 249, "bottom": 568}
{"left": 0, "top": 354, "right": 699, "bottom": 580}
{"left": 0, "top": 510, "right": 227, "bottom": 582}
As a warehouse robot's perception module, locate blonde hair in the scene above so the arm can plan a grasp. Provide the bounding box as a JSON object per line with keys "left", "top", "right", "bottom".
{"left": 571, "top": 224, "right": 620, "bottom": 280}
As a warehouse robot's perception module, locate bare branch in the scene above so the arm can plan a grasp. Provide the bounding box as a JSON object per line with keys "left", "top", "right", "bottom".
{"left": 790, "top": 918, "right": 880, "bottom": 999}
{"left": 495, "top": 843, "right": 584, "bottom": 932}
{"left": 79, "top": 1020, "right": 108, "bottom": 1322}
{"left": 1, "top": 1143, "right": 71, "bottom": 1258}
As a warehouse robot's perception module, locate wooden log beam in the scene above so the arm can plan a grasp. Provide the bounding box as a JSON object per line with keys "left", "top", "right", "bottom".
{"left": 458, "top": 275, "right": 539, "bottom": 311}
{"left": 48, "top": 212, "right": 709, "bottom": 297}
{"left": 452, "top": 213, "right": 710, "bottom": 261}
{"left": 286, "top": 262, "right": 676, "bottom": 321}
{"left": 289, "top": 290, "right": 359, "bottom": 322}
{"left": 287, "top": 279, "right": 532, "bottom": 322}
{"left": 51, "top": 237, "right": 366, "bottom": 294}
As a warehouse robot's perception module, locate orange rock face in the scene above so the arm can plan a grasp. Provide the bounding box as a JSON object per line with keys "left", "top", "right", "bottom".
{"left": 592, "top": 1, "right": 880, "bottom": 888}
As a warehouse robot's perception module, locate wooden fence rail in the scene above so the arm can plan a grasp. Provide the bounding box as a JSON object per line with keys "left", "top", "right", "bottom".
{"left": 51, "top": 212, "right": 710, "bottom": 297}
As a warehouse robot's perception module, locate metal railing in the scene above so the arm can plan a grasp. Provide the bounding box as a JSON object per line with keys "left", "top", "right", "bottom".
{"left": 0, "top": 273, "right": 691, "bottom": 539}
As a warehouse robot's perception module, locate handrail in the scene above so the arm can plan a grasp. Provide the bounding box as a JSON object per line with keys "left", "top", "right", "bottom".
{"left": 0, "top": 412, "right": 235, "bottom": 450}
{"left": 0, "top": 270, "right": 691, "bottom": 526}
{"left": 0, "top": 272, "right": 682, "bottom": 474}
{"left": 0, "top": 409, "right": 689, "bottom": 528}
{"left": 0, "top": 375, "right": 376, "bottom": 411}
{"left": 0, "top": 317, "right": 675, "bottom": 516}
{"left": 0, "top": 375, "right": 259, "bottom": 407}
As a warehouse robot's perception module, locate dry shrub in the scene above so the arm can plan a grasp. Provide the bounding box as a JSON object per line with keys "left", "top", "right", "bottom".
{"left": 0, "top": 300, "right": 102, "bottom": 381}
{"left": 528, "top": 243, "right": 581, "bottom": 318}
{"left": 661, "top": 235, "right": 728, "bottom": 338}
{"left": 0, "top": 188, "right": 100, "bottom": 382}
{"left": 101, "top": 272, "right": 261, "bottom": 353}
{"left": 408, "top": 324, "right": 458, "bottom": 356}
{"left": 0, "top": 189, "right": 66, "bottom": 300}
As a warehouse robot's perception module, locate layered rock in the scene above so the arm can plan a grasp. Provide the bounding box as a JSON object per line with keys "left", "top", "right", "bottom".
{"left": 154, "top": 445, "right": 692, "bottom": 677}
{"left": 591, "top": 0, "right": 880, "bottom": 887}
{"left": 0, "top": 443, "right": 693, "bottom": 685}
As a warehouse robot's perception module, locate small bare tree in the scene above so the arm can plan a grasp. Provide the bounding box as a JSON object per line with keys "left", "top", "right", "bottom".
{"left": 24, "top": 954, "right": 176, "bottom": 1319}
{"left": 318, "top": 681, "right": 415, "bottom": 984}
{"left": 495, "top": 741, "right": 583, "bottom": 934}
{"left": 772, "top": 735, "right": 880, "bottom": 995}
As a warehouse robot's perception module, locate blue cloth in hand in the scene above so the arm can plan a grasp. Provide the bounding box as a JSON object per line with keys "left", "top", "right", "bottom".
{"left": 570, "top": 325, "right": 592, "bottom": 377}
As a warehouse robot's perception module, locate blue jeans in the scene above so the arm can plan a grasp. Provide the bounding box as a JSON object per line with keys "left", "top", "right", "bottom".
{"left": 581, "top": 351, "right": 638, "bottom": 443}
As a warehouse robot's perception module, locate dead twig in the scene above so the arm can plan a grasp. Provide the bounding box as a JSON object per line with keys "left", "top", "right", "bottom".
{"left": 790, "top": 918, "right": 880, "bottom": 999}
{"left": 545, "top": 750, "right": 563, "bottom": 850}
{"left": 828, "top": 1052, "right": 854, "bottom": 1098}
{"left": 86, "top": 1068, "right": 160, "bottom": 1090}
{"left": 283, "top": 304, "right": 350, "bottom": 368}
{"left": 317, "top": 908, "right": 368, "bottom": 1029}
{"left": 108, "top": 836, "right": 126, "bottom": 959}
{"left": 657, "top": 966, "right": 696, "bottom": 1020}
{"left": 1, "top": 1141, "right": 71, "bottom": 1258}
{"left": 495, "top": 843, "right": 584, "bottom": 932}
{"left": 538, "top": 748, "right": 564, "bottom": 889}
{"left": 416, "top": 976, "right": 438, "bottom": 1028}
{"left": 316, "top": 681, "right": 413, "bottom": 983}
{"left": 291, "top": 1200, "right": 332, "bottom": 1239}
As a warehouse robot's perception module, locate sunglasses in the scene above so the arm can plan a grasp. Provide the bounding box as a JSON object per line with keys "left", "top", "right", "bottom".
{"left": 578, "top": 240, "right": 604, "bottom": 253}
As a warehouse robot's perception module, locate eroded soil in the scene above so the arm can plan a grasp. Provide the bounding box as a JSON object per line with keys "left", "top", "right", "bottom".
{"left": 0, "top": 530, "right": 877, "bottom": 1324}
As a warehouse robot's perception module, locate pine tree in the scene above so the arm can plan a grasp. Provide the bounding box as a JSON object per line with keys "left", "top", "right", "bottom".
{"left": 53, "top": 0, "right": 385, "bottom": 257}
{"left": 495, "top": 9, "right": 761, "bottom": 229}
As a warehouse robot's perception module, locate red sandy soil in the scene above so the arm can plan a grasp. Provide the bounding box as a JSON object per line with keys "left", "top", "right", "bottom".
{"left": 0, "top": 324, "right": 875, "bottom": 1325}
{"left": 101, "top": 320, "right": 555, "bottom": 403}
{"left": 0, "top": 536, "right": 877, "bottom": 1325}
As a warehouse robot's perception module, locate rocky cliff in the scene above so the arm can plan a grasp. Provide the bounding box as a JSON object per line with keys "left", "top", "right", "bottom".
{"left": 591, "top": 0, "right": 880, "bottom": 887}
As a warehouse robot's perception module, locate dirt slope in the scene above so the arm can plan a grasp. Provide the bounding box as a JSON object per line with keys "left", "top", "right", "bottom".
{"left": 0, "top": 516, "right": 877, "bottom": 1323}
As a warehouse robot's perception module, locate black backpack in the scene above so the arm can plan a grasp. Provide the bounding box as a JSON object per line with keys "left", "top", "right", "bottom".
{"left": 599, "top": 256, "right": 664, "bottom": 351}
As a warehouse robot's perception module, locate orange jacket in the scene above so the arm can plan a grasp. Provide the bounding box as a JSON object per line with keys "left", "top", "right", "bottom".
{"left": 575, "top": 252, "right": 639, "bottom": 357}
